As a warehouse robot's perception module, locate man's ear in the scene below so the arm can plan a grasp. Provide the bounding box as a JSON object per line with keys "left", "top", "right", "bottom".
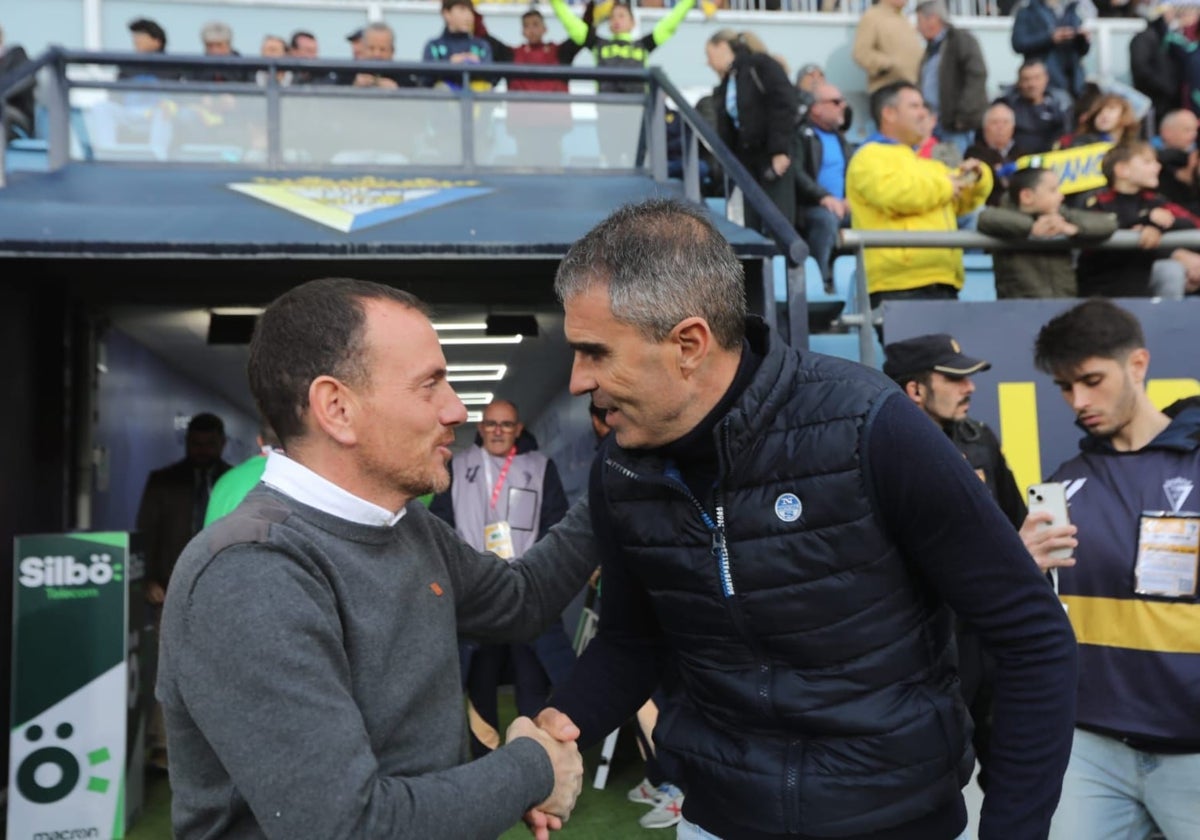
{"left": 308, "top": 375, "right": 360, "bottom": 446}
{"left": 904, "top": 380, "right": 923, "bottom": 403}
{"left": 1127, "top": 347, "right": 1151, "bottom": 387}
{"left": 671, "top": 317, "right": 714, "bottom": 376}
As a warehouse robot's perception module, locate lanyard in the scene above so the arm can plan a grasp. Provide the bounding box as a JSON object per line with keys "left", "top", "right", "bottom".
{"left": 483, "top": 447, "right": 518, "bottom": 510}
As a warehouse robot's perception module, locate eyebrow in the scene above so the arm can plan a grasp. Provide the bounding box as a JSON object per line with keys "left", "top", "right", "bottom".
{"left": 1052, "top": 370, "right": 1102, "bottom": 387}
{"left": 415, "top": 366, "right": 448, "bottom": 384}
{"left": 568, "top": 340, "right": 608, "bottom": 356}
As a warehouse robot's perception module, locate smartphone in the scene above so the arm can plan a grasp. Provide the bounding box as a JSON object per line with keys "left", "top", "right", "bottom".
{"left": 1028, "top": 483, "right": 1072, "bottom": 561}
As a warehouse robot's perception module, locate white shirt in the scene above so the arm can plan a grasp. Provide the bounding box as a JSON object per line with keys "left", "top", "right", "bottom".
{"left": 261, "top": 451, "right": 406, "bottom": 527}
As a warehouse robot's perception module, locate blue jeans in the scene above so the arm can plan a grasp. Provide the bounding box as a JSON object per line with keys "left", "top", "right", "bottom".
{"left": 678, "top": 817, "right": 970, "bottom": 839}
{"left": 1050, "top": 728, "right": 1200, "bottom": 840}
{"left": 799, "top": 204, "right": 850, "bottom": 285}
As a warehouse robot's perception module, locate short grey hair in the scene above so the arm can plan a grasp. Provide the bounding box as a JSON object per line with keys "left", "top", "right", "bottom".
{"left": 984, "top": 101, "right": 1015, "bottom": 121}
{"left": 364, "top": 21, "right": 394, "bottom": 39}
{"left": 554, "top": 198, "right": 747, "bottom": 350}
{"left": 200, "top": 20, "right": 233, "bottom": 44}
{"left": 915, "top": 0, "right": 949, "bottom": 19}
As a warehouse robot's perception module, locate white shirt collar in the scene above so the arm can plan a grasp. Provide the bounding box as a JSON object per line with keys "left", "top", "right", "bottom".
{"left": 261, "top": 451, "right": 406, "bottom": 527}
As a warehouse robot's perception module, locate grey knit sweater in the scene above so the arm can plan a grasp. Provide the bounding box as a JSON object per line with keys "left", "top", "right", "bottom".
{"left": 157, "top": 485, "right": 598, "bottom": 839}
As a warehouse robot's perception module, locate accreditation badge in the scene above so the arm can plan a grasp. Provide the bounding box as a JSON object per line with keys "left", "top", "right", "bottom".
{"left": 484, "top": 520, "right": 515, "bottom": 561}
{"left": 1134, "top": 512, "right": 1200, "bottom": 598}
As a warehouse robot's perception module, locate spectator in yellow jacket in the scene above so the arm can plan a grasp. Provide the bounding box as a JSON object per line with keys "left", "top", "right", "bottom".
{"left": 846, "top": 81, "right": 992, "bottom": 316}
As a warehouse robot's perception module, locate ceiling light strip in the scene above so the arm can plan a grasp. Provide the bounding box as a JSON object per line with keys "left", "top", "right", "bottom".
{"left": 440, "top": 335, "right": 524, "bottom": 345}
{"left": 433, "top": 322, "right": 487, "bottom": 331}
{"left": 455, "top": 392, "right": 495, "bottom": 406}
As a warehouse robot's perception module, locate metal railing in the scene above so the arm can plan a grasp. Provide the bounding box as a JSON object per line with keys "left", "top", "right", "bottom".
{"left": 836, "top": 229, "right": 1200, "bottom": 367}
{"left": 0, "top": 48, "right": 803, "bottom": 286}
{"left": 721, "top": 0, "right": 999, "bottom": 12}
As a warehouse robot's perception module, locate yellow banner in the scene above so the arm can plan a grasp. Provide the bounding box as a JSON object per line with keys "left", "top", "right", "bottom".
{"left": 1015, "top": 142, "right": 1113, "bottom": 196}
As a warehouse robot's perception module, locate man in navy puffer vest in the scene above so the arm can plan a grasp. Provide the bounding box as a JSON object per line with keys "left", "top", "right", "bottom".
{"left": 533, "top": 197, "right": 1078, "bottom": 840}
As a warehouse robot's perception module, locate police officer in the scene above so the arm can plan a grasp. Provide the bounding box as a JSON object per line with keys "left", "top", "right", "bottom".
{"left": 884, "top": 332, "right": 1028, "bottom": 792}
{"left": 884, "top": 333, "right": 1026, "bottom": 527}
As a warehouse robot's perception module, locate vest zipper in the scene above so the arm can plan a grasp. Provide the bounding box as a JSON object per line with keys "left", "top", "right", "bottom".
{"left": 604, "top": 456, "right": 735, "bottom": 596}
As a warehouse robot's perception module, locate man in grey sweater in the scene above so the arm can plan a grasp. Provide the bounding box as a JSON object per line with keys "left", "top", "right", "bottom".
{"left": 157, "top": 278, "right": 592, "bottom": 839}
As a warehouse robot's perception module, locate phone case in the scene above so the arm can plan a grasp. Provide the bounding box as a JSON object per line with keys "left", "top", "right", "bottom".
{"left": 1028, "top": 483, "right": 1072, "bottom": 561}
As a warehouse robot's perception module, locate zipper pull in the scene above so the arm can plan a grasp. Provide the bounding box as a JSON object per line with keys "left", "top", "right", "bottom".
{"left": 711, "top": 529, "right": 726, "bottom": 558}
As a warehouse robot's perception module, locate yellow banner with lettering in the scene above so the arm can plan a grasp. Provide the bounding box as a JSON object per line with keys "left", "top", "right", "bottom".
{"left": 1014, "top": 142, "right": 1113, "bottom": 196}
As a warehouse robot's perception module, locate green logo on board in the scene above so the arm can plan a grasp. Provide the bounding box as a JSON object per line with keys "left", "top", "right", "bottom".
{"left": 18, "top": 554, "right": 123, "bottom": 599}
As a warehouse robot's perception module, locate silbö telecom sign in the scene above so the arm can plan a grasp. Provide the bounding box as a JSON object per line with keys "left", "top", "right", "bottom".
{"left": 9, "top": 534, "right": 146, "bottom": 840}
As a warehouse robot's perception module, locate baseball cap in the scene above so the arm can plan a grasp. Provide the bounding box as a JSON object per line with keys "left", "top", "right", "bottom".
{"left": 346, "top": 27, "right": 363, "bottom": 42}
{"left": 882, "top": 333, "right": 991, "bottom": 381}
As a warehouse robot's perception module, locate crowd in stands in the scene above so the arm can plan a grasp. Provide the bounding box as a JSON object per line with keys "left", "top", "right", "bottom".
{"left": 10, "top": 0, "right": 1200, "bottom": 305}
{"left": 812, "top": 0, "right": 1200, "bottom": 309}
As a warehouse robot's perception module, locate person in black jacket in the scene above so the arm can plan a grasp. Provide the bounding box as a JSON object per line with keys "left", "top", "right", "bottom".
{"left": 794, "top": 80, "right": 854, "bottom": 292}
{"left": 1078, "top": 140, "right": 1200, "bottom": 297}
{"left": 883, "top": 333, "right": 1032, "bottom": 793}
{"left": 1130, "top": 4, "right": 1181, "bottom": 132}
{"left": 706, "top": 29, "right": 797, "bottom": 234}
{"left": 0, "top": 25, "right": 35, "bottom": 141}
{"left": 1155, "top": 108, "right": 1200, "bottom": 215}
{"left": 534, "top": 197, "right": 1078, "bottom": 840}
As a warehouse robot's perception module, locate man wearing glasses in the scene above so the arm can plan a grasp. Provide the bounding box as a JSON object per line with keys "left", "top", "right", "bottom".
{"left": 794, "top": 81, "right": 855, "bottom": 293}
{"left": 430, "top": 399, "right": 577, "bottom": 758}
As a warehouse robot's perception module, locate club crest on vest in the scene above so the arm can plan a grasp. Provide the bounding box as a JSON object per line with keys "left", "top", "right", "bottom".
{"left": 774, "top": 493, "right": 802, "bottom": 523}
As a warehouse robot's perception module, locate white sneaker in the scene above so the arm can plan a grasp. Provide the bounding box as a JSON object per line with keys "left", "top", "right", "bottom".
{"left": 626, "top": 777, "right": 661, "bottom": 805}
{"left": 638, "top": 785, "right": 684, "bottom": 829}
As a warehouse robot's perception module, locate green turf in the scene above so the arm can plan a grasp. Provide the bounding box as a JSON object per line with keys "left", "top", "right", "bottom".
{"left": 127, "top": 692, "right": 668, "bottom": 839}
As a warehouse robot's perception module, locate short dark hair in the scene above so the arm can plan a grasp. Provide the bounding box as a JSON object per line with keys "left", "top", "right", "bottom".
{"left": 442, "top": 0, "right": 474, "bottom": 11}
{"left": 1008, "top": 166, "right": 1051, "bottom": 206}
{"left": 248, "top": 278, "right": 430, "bottom": 447}
{"left": 128, "top": 17, "right": 167, "bottom": 50}
{"left": 892, "top": 370, "right": 933, "bottom": 391}
{"left": 522, "top": 8, "right": 545, "bottom": 22}
{"left": 554, "top": 198, "right": 747, "bottom": 350}
{"left": 1101, "top": 140, "right": 1155, "bottom": 187}
{"left": 1033, "top": 299, "right": 1146, "bottom": 374}
{"left": 289, "top": 30, "right": 316, "bottom": 49}
{"left": 259, "top": 419, "right": 281, "bottom": 449}
{"left": 187, "top": 412, "right": 225, "bottom": 436}
{"left": 870, "top": 81, "right": 919, "bottom": 126}
{"left": 1018, "top": 59, "right": 1047, "bottom": 76}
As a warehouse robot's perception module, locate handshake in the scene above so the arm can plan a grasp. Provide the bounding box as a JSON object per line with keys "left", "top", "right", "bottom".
{"left": 507, "top": 709, "right": 586, "bottom": 839}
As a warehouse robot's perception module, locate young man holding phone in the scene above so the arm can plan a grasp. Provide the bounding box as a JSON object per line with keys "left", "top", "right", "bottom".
{"left": 1033, "top": 299, "right": 1200, "bottom": 840}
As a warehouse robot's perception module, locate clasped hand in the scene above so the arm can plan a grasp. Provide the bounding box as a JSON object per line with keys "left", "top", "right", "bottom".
{"left": 508, "top": 710, "right": 583, "bottom": 840}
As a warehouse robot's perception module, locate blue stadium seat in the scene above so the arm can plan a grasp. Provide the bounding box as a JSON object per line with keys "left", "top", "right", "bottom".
{"left": 961, "top": 252, "right": 997, "bottom": 301}
{"left": 831, "top": 255, "right": 861, "bottom": 313}
{"left": 808, "top": 331, "right": 885, "bottom": 367}
{"left": 808, "top": 333, "right": 860, "bottom": 361}
{"left": 804, "top": 256, "right": 841, "bottom": 303}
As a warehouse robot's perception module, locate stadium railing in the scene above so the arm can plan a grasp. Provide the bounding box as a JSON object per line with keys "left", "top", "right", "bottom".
{"left": 0, "top": 48, "right": 804, "bottom": 321}
{"left": 836, "top": 229, "right": 1200, "bottom": 367}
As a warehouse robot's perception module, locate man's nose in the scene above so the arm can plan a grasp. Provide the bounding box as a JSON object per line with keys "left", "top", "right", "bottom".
{"left": 568, "top": 361, "right": 595, "bottom": 397}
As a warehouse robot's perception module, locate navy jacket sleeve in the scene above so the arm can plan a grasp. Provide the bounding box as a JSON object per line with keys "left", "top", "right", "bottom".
{"left": 537, "top": 459, "right": 569, "bottom": 540}
{"left": 544, "top": 450, "right": 666, "bottom": 746}
{"left": 866, "top": 393, "right": 1078, "bottom": 840}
